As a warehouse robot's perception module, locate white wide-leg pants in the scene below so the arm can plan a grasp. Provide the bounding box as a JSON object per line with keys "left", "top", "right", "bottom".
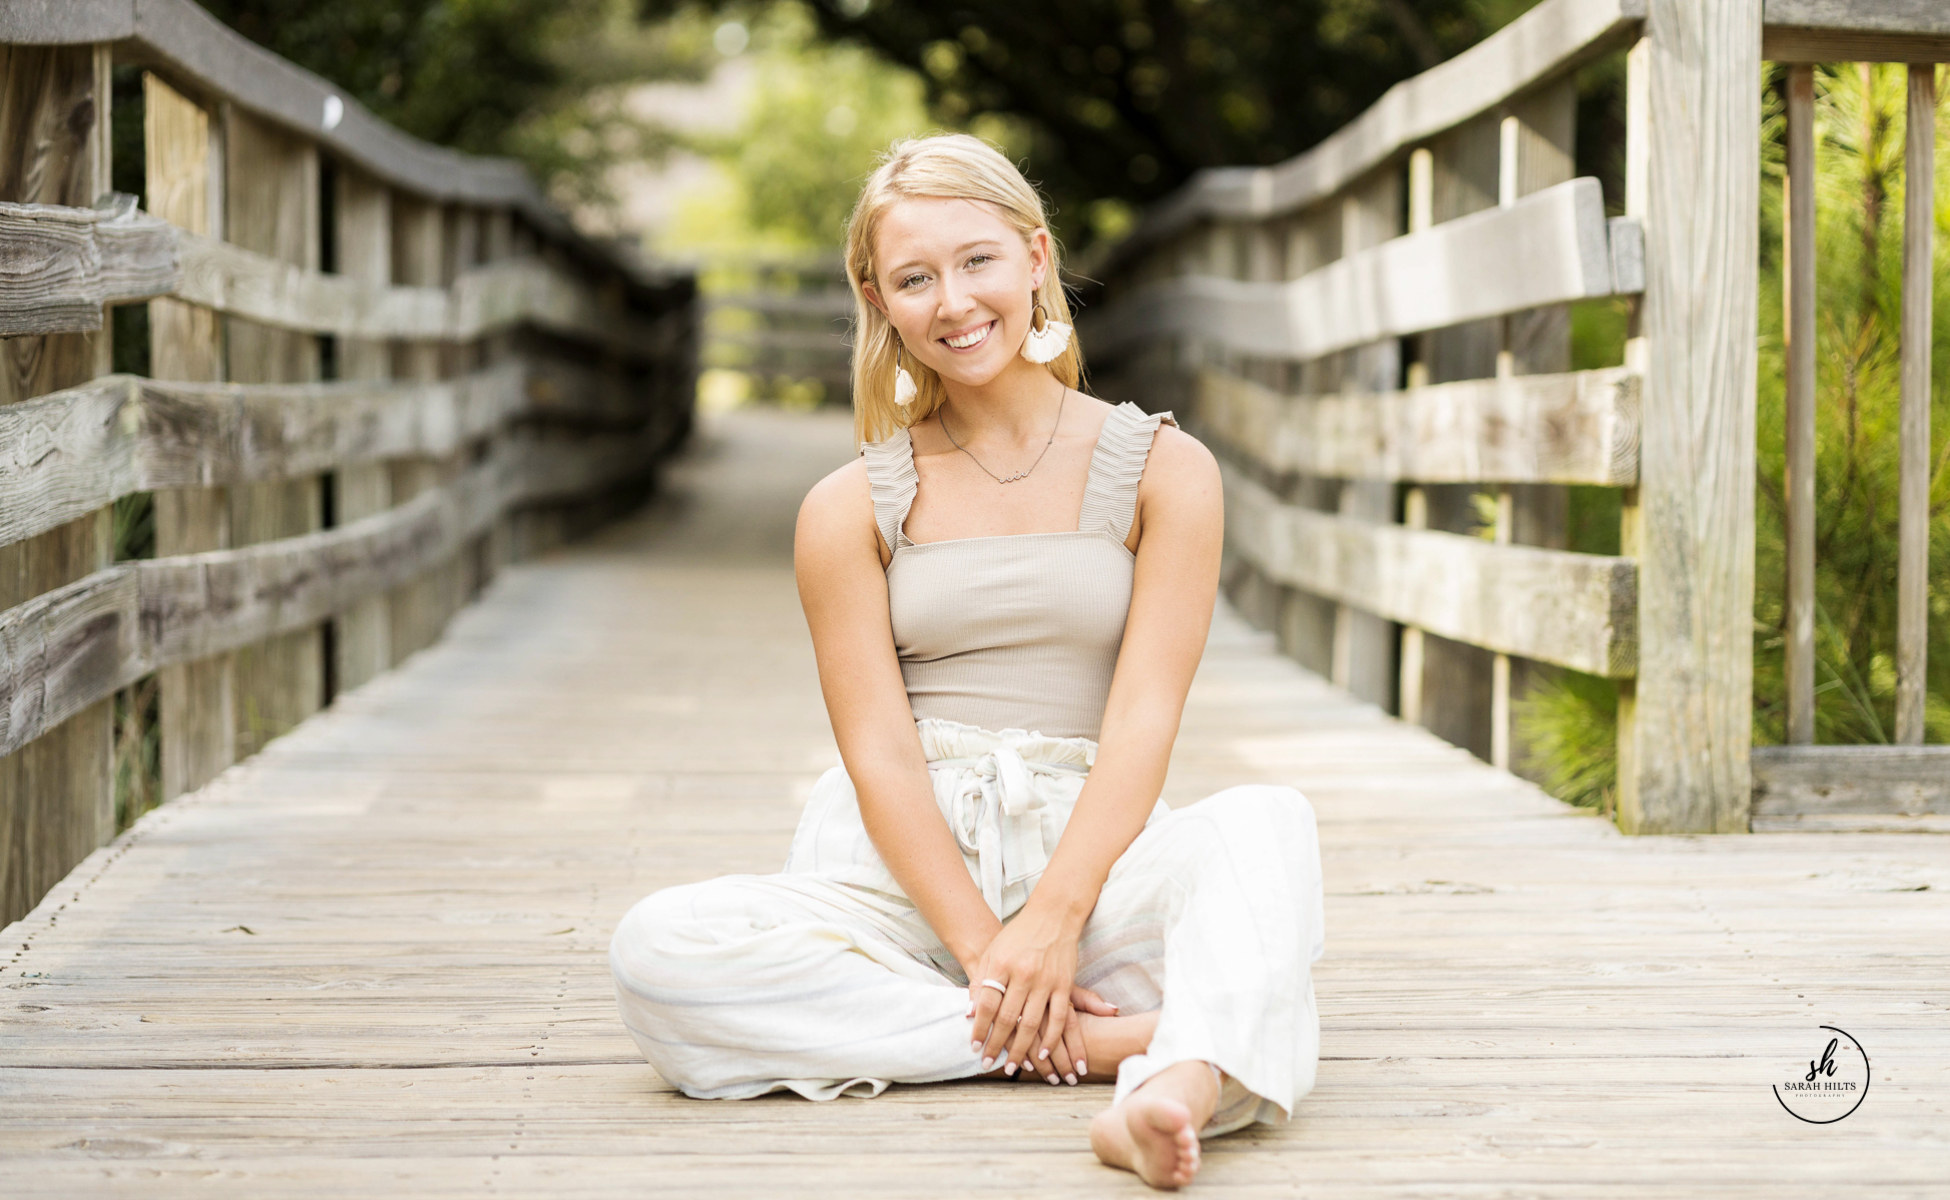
{"left": 610, "top": 719, "right": 1326, "bottom": 1136}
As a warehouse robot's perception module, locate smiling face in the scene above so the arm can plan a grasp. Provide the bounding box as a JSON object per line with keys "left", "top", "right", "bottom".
{"left": 864, "top": 195, "right": 1049, "bottom": 390}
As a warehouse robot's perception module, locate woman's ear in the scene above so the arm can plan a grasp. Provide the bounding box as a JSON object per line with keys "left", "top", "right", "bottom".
{"left": 860, "top": 277, "right": 888, "bottom": 317}
{"left": 1027, "top": 227, "right": 1052, "bottom": 292}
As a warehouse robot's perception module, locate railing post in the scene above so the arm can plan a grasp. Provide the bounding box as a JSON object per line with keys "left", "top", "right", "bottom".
{"left": 0, "top": 41, "right": 117, "bottom": 926}
{"left": 223, "top": 105, "right": 326, "bottom": 759}
{"left": 1783, "top": 63, "right": 1817, "bottom": 746}
{"left": 334, "top": 165, "right": 395, "bottom": 693}
{"left": 1896, "top": 64, "right": 1935, "bottom": 745}
{"left": 1618, "top": 0, "right": 1761, "bottom": 833}
{"left": 147, "top": 72, "right": 235, "bottom": 802}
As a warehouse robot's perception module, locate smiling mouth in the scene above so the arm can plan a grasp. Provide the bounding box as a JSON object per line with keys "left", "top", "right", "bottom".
{"left": 941, "top": 321, "right": 994, "bottom": 350}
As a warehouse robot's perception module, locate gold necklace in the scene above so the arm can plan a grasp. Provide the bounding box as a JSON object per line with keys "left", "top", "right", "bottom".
{"left": 938, "top": 382, "right": 1067, "bottom": 485}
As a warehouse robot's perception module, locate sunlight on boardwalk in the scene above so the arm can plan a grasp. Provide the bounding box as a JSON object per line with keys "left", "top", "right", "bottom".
{"left": 3, "top": 408, "right": 1948, "bottom": 1197}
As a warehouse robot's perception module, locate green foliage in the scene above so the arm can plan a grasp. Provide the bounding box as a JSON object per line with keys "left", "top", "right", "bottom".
{"left": 644, "top": 0, "right": 1552, "bottom": 250}
{"left": 195, "top": 0, "right": 712, "bottom": 215}
{"left": 1514, "top": 667, "right": 1617, "bottom": 809}
{"left": 1751, "top": 63, "right": 1950, "bottom": 745}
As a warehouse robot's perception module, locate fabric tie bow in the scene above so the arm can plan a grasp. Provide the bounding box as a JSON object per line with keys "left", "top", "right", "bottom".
{"left": 934, "top": 743, "right": 1083, "bottom": 916}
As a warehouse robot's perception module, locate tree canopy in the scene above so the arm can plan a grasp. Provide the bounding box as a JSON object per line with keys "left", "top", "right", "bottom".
{"left": 640, "top": 0, "right": 1542, "bottom": 241}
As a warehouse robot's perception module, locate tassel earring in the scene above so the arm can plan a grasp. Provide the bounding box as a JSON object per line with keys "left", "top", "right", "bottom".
{"left": 1020, "top": 299, "right": 1072, "bottom": 365}
{"left": 893, "top": 339, "right": 917, "bottom": 408}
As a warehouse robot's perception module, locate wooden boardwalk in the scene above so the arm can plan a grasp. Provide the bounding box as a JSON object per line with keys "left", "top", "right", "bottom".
{"left": 3, "top": 407, "right": 1947, "bottom": 1197}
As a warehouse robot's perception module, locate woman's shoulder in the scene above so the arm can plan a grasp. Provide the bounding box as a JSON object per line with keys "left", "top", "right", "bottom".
{"left": 798, "top": 455, "right": 875, "bottom": 543}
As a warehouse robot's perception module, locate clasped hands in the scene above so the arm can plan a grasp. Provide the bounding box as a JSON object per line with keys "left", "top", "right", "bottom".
{"left": 963, "top": 904, "right": 1117, "bottom": 1086}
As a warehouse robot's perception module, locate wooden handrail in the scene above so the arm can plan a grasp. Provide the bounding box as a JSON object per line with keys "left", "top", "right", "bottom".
{"left": 0, "top": 200, "right": 680, "bottom": 355}
{"left": 0, "top": 0, "right": 665, "bottom": 291}
{"left": 1224, "top": 466, "right": 1638, "bottom": 677}
{"left": 0, "top": 433, "right": 663, "bottom": 761}
{"left": 1196, "top": 368, "right": 1640, "bottom": 487}
{"left": 1084, "top": 180, "right": 1633, "bottom": 363}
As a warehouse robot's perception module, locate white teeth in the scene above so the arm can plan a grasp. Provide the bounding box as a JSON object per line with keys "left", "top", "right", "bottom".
{"left": 944, "top": 323, "right": 991, "bottom": 349}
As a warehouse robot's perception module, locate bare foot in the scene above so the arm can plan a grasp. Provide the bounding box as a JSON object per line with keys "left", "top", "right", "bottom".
{"left": 1089, "top": 1060, "right": 1218, "bottom": 1190}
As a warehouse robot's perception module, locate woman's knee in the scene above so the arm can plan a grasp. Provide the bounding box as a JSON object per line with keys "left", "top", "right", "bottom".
{"left": 1194, "top": 784, "right": 1314, "bottom": 832}
{"left": 610, "top": 880, "right": 728, "bottom": 986}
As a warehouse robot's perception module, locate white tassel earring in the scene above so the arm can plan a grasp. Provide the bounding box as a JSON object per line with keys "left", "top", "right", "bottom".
{"left": 1020, "top": 298, "right": 1072, "bottom": 365}
{"left": 893, "top": 339, "right": 917, "bottom": 408}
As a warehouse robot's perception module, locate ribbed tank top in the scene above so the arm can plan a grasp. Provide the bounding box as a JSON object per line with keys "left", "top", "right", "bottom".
{"left": 860, "top": 401, "right": 1176, "bottom": 741}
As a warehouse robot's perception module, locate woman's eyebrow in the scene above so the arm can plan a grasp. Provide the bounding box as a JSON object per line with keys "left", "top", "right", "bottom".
{"left": 886, "top": 240, "right": 1008, "bottom": 275}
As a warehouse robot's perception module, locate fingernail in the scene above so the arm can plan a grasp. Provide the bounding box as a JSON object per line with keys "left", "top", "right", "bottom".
{"left": 1065, "top": 1074, "right": 1077, "bottom": 1085}
{"left": 971, "top": 1042, "right": 982, "bottom": 1054}
{"left": 1077, "top": 1060, "right": 1088, "bottom": 1075}
{"left": 1004, "top": 1062, "right": 1017, "bottom": 1076}
{"left": 981, "top": 1057, "right": 993, "bottom": 1070}
{"left": 1039, "top": 1048, "right": 1049, "bottom": 1060}
{"left": 1046, "top": 1074, "right": 1058, "bottom": 1085}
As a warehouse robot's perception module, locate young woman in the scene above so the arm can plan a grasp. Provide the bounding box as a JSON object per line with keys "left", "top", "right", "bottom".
{"left": 610, "top": 134, "right": 1325, "bottom": 1190}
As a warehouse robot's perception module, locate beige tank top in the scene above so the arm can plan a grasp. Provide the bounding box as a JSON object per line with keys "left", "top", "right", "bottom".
{"left": 861, "top": 401, "right": 1177, "bottom": 741}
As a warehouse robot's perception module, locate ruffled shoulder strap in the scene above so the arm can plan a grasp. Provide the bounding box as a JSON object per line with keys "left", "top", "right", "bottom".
{"left": 1077, "top": 402, "right": 1177, "bottom": 543}
{"left": 860, "top": 427, "right": 918, "bottom": 554}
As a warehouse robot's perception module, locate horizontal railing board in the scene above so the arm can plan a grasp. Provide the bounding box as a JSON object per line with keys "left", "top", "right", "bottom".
{"left": 0, "top": 365, "right": 535, "bottom": 553}
{"left": 1195, "top": 366, "right": 1640, "bottom": 486}
{"left": 704, "top": 291, "right": 856, "bottom": 318}
{"left": 0, "top": 0, "right": 681, "bottom": 293}
{"left": 1751, "top": 744, "right": 1950, "bottom": 816}
{"left": 1763, "top": 27, "right": 1950, "bottom": 61}
{"left": 0, "top": 434, "right": 658, "bottom": 760}
{"left": 1763, "top": 0, "right": 1950, "bottom": 36}
{"left": 1224, "top": 463, "right": 1637, "bottom": 676}
{"left": 1084, "top": 179, "right": 1625, "bottom": 363}
{"left": 0, "top": 200, "right": 677, "bottom": 355}
{"left": 1096, "top": 0, "right": 1644, "bottom": 273}
{"left": 0, "top": 200, "right": 177, "bottom": 333}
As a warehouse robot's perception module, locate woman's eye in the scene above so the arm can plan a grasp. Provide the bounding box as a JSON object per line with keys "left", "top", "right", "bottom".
{"left": 899, "top": 273, "right": 928, "bottom": 290}
{"left": 966, "top": 255, "right": 991, "bottom": 269}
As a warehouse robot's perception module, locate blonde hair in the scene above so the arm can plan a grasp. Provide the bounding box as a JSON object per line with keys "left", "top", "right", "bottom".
{"left": 844, "top": 133, "right": 1083, "bottom": 444}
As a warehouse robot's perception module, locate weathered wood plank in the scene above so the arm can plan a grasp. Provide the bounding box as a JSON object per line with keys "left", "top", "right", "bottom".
{"left": 0, "top": 202, "right": 675, "bottom": 355}
{"left": 1618, "top": 0, "right": 1760, "bottom": 835}
{"left": 0, "top": 199, "right": 178, "bottom": 334}
{"left": 1896, "top": 65, "right": 1933, "bottom": 745}
{"left": 1751, "top": 745, "right": 1950, "bottom": 816}
{"left": 1225, "top": 465, "right": 1637, "bottom": 676}
{"left": 0, "top": 40, "right": 116, "bottom": 932}
{"left": 1087, "top": 178, "right": 1621, "bottom": 363}
{"left": 1195, "top": 367, "right": 1639, "bottom": 486}
{"left": 1764, "top": 0, "right": 1950, "bottom": 60}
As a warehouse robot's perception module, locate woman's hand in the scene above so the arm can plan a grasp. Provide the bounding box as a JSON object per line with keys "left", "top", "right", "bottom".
{"left": 965, "top": 907, "right": 1080, "bottom": 1079}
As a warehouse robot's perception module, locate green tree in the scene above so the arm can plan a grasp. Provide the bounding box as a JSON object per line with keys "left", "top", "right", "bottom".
{"left": 195, "top": 0, "right": 712, "bottom": 212}
{"left": 641, "top": 0, "right": 1548, "bottom": 245}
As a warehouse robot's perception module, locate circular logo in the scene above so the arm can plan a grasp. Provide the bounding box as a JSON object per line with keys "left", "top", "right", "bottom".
{"left": 1774, "top": 1025, "right": 1869, "bottom": 1123}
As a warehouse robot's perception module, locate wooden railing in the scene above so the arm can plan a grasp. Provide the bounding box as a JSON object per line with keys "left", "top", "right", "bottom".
{"left": 701, "top": 253, "right": 853, "bottom": 406}
{"left": 1082, "top": 0, "right": 1949, "bottom": 834}
{"left": 0, "top": 0, "right": 696, "bottom": 924}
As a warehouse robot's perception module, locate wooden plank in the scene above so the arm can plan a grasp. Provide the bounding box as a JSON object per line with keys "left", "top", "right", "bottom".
{"left": 223, "top": 105, "right": 323, "bottom": 763}
{"left": 1105, "top": 0, "right": 1645, "bottom": 263}
{"left": 1783, "top": 64, "right": 1815, "bottom": 746}
{"left": 0, "top": 41, "right": 116, "bottom": 930}
{"left": 144, "top": 69, "right": 233, "bottom": 804}
{"left": 1618, "top": 0, "right": 1760, "bottom": 835}
{"left": 1224, "top": 465, "right": 1637, "bottom": 676}
{"left": 0, "top": 199, "right": 674, "bottom": 355}
{"left": 1764, "top": 1, "right": 1950, "bottom": 60}
{"left": 1087, "top": 178, "right": 1622, "bottom": 365}
{"left": 1752, "top": 745, "right": 1950, "bottom": 816}
{"left": 5, "top": 407, "right": 1950, "bottom": 1194}
{"left": 388, "top": 194, "right": 449, "bottom": 666}
{"left": 1895, "top": 65, "right": 1933, "bottom": 745}
{"left": 0, "top": 566, "right": 138, "bottom": 761}
{"left": 0, "top": 199, "right": 178, "bottom": 334}
{"left": 1194, "top": 367, "right": 1639, "bottom": 485}
{"left": 0, "top": 366, "right": 529, "bottom": 554}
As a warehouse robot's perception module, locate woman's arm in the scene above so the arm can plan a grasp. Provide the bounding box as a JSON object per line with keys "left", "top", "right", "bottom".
{"left": 967, "top": 424, "right": 1224, "bottom": 1075}
{"left": 794, "top": 459, "right": 1001, "bottom": 972}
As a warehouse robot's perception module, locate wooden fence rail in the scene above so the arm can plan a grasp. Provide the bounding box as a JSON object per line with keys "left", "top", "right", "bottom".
{"left": 1083, "top": 0, "right": 1950, "bottom": 833}
{"left": 0, "top": 2, "right": 696, "bottom": 925}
